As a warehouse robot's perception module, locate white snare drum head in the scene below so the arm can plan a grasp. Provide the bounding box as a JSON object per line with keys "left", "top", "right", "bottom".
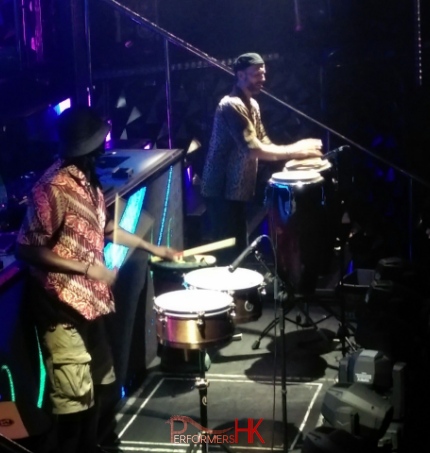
{"left": 271, "top": 170, "right": 322, "bottom": 183}
{"left": 154, "top": 289, "right": 233, "bottom": 317}
{"left": 184, "top": 267, "right": 264, "bottom": 291}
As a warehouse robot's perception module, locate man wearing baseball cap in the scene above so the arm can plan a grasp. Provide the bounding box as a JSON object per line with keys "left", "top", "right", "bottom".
{"left": 201, "top": 52, "right": 323, "bottom": 264}
{"left": 16, "top": 106, "right": 178, "bottom": 453}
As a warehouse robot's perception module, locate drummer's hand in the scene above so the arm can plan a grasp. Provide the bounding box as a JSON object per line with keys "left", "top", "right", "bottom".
{"left": 153, "top": 246, "right": 181, "bottom": 262}
{"left": 289, "top": 138, "right": 323, "bottom": 159}
{"left": 86, "top": 263, "right": 118, "bottom": 286}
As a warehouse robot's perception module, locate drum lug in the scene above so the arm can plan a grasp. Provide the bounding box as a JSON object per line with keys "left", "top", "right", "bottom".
{"left": 197, "top": 312, "right": 205, "bottom": 326}
{"left": 258, "top": 284, "right": 266, "bottom": 295}
{"left": 230, "top": 303, "right": 236, "bottom": 319}
{"left": 156, "top": 307, "right": 167, "bottom": 325}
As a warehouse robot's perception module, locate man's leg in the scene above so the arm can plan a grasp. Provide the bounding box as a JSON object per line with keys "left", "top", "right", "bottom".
{"left": 80, "top": 318, "right": 116, "bottom": 452}
{"left": 43, "top": 323, "right": 93, "bottom": 453}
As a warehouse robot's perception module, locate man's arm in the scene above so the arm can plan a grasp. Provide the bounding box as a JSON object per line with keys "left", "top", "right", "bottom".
{"left": 16, "top": 243, "right": 88, "bottom": 274}
{"left": 15, "top": 243, "right": 117, "bottom": 285}
{"left": 223, "top": 102, "right": 322, "bottom": 161}
{"left": 249, "top": 138, "right": 323, "bottom": 162}
{"left": 104, "top": 220, "right": 178, "bottom": 261}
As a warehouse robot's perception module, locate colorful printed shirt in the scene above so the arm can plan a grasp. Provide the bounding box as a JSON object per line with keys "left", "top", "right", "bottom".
{"left": 17, "top": 160, "right": 115, "bottom": 320}
{"left": 201, "top": 86, "right": 271, "bottom": 201}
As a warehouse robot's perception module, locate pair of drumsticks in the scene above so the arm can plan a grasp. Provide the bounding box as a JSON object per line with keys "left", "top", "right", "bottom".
{"left": 111, "top": 193, "right": 236, "bottom": 264}
{"left": 150, "top": 237, "right": 236, "bottom": 263}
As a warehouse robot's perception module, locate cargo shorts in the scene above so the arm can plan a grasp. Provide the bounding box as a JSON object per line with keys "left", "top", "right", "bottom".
{"left": 42, "top": 317, "right": 116, "bottom": 415}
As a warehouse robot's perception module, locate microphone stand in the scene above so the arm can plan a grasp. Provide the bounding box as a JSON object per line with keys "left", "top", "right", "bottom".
{"left": 326, "top": 147, "right": 355, "bottom": 356}
{"left": 254, "top": 250, "right": 292, "bottom": 452}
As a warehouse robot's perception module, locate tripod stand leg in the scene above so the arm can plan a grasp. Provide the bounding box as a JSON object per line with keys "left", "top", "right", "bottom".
{"left": 280, "top": 294, "right": 289, "bottom": 451}
{"left": 252, "top": 317, "right": 279, "bottom": 350}
{"left": 187, "top": 350, "right": 238, "bottom": 453}
{"left": 198, "top": 350, "right": 209, "bottom": 453}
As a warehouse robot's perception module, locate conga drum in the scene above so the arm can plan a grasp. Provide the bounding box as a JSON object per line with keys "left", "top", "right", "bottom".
{"left": 150, "top": 255, "right": 216, "bottom": 296}
{"left": 285, "top": 158, "right": 338, "bottom": 268}
{"left": 266, "top": 170, "right": 332, "bottom": 295}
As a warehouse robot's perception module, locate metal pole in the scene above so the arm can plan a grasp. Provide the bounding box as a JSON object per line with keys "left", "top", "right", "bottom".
{"left": 413, "top": 0, "right": 423, "bottom": 88}
{"left": 164, "top": 39, "right": 173, "bottom": 149}
{"left": 84, "top": 0, "right": 93, "bottom": 105}
{"left": 13, "top": 0, "right": 24, "bottom": 69}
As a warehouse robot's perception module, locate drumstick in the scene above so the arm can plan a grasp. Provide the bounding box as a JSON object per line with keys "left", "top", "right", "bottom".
{"left": 151, "top": 237, "right": 236, "bottom": 263}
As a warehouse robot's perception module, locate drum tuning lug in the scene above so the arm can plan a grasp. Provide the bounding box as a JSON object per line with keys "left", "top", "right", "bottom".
{"left": 230, "top": 305, "right": 236, "bottom": 318}
{"left": 197, "top": 312, "right": 205, "bottom": 326}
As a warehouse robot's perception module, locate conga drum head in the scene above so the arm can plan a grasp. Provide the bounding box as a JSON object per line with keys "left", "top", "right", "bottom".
{"left": 270, "top": 170, "right": 323, "bottom": 186}
{"left": 284, "top": 158, "right": 332, "bottom": 173}
{"left": 184, "top": 267, "right": 264, "bottom": 324}
{"left": 154, "top": 289, "right": 235, "bottom": 349}
{"left": 150, "top": 255, "right": 216, "bottom": 295}
{"left": 151, "top": 255, "right": 216, "bottom": 271}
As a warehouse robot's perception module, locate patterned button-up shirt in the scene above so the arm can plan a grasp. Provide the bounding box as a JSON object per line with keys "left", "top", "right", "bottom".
{"left": 201, "top": 86, "right": 271, "bottom": 201}
{"left": 17, "top": 160, "right": 115, "bottom": 320}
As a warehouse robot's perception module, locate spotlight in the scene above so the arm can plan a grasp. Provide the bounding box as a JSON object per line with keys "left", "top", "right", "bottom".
{"left": 338, "top": 349, "right": 392, "bottom": 390}
{"left": 338, "top": 349, "right": 406, "bottom": 421}
{"left": 321, "top": 382, "right": 393, "bottom": 441}
{"left": 302, "top": 426, "right": 377, "bottom": 453}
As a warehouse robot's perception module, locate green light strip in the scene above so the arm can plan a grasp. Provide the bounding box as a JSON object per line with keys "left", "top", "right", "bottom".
{"left": 34, "top": 327, "right": 47, "bottom": 408}
{"left": 157, "top": 166, "right": 173, "bottom": 246}
{"left": 0, "top": 364, "right": 16, "bottom": 401}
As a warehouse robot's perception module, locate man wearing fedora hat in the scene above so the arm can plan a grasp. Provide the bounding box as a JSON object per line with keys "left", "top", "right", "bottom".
{"left": 16, "top": 106, "right": 178, "bottom": 453}
{"left": 201, "top": 52, "right": 323, "bottom": 264}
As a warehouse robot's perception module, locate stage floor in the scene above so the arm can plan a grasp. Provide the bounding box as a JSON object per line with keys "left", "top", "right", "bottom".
{"left": 98, "top": 254, "right": 430, "bottom": 453}
{"left": 99, "top": 263, "right": 355, "bottom": 453}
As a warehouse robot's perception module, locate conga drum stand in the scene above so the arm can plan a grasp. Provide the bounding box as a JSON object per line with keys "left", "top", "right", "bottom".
{"left": 188, "top": 349, "right": 236, "bottom": 453}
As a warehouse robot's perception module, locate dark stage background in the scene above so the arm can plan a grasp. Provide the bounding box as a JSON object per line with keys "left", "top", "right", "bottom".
{"left": 1, "top": 1, "right": 430, "bottom": 451}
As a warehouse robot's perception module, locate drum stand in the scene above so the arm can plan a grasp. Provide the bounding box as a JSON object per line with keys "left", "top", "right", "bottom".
{"left": 252, "top": 250, "right": 323, "bottom": 351}
{"left": 320, "top": 152, "right": 357, "bottom": 356}
{"left": 188, "top": 349, "right": 236, "bottom": 453}
{"left": 250, "top": 251, "right": 291, "bottom": 451}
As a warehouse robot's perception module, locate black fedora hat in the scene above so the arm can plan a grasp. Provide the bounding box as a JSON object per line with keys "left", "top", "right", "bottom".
{"left": 58, "top": 106, "right": 110, "bottom": 158}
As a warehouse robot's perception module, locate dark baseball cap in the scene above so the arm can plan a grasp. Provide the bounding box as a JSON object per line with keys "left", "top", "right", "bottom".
{"left": 232, "top": 53, "right": 265, "bottom": 73}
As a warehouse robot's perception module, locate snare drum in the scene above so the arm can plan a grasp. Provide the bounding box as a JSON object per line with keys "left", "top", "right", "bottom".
{"left": 184, "top": 267, "right": 264, "bottom": 323}
{"left": 153, "top": 289, "right": 235, "bottom": 349}
{"left": 267, "top": 170, "right": 332, "bottom": 294}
